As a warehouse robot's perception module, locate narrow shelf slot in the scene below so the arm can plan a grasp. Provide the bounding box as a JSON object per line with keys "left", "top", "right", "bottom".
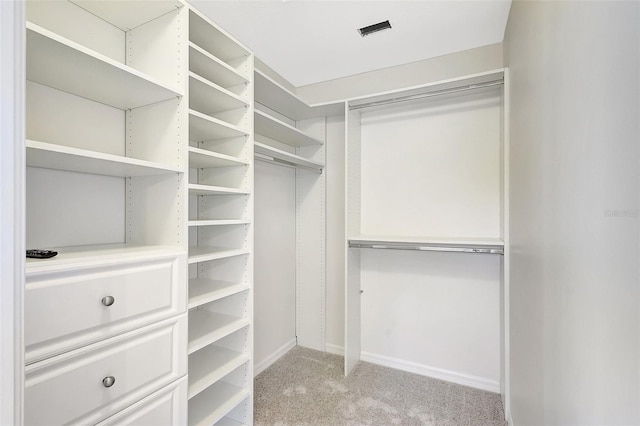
{"left": 188, "top": 247, "right": 250, "bottom": 264}
{"left": 189, "top": 110, "right": 248, "bottom": 142}
{"left": 189, "top": 42, "right": 249, "bottom": 89}
{"left": 189, "top": 9, "right": 250, "bottom": 65}
{"left": 188, "top": 346, "right": 249, "bottom": 399}
{"left": 189, "top": 73, "right": 248, "bottom": 114}
{"left": 188, "top": 310, "right": 249, "bottom": 354}
{"left": 188, "top": 279, "right": 249, "bottom": 309}
{"left": 27, "top": 140, "right": 181, "bottom": 177}
{"left": 70, "top": 1, "right": 182, "bottom": 32}
{"left": 187, "top": 380, "right": 249, "bottom": 426}
{"left": 26, "top": 22, "right": 182, "bottom": 110}
{"left": 188, "top": 184, "right": 249, "bottom": 196}
{"left": 254, "top": 141, "right": 323, "bottom": 172}
{"left": 255, "top": 110, "right": 323, "bottom": 147}
{"left": 189, "top": 147, "right": 248, "bottom": 169}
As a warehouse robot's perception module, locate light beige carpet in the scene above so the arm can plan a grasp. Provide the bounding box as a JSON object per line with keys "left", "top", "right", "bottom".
{"left": 254, "top": 346, "right": 506, "bottom": 426}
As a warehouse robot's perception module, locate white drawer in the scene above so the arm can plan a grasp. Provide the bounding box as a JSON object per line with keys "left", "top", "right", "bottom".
{"left": 24, "top": 315, "right": 187, "bottom": 426}
{"left": 97, "top": 377, "right": 187, "bottom": 426}
{"left": 25, "top": 253, "right": 186, "bottom": 363}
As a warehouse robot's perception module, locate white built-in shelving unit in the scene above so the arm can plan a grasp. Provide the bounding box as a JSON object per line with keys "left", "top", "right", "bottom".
{"left": 187, "top": 6, "right": 254, "bottom": 426}
{"left": 252, "top": 67, "right": 342, "bottom": 358}
{"left": 23, "top": 0, "right": 189, "bottom": 424}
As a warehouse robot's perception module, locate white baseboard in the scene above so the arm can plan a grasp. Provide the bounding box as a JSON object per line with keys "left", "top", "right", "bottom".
{"left": 254, "top": 339, "right": 296, "bottom": 377}
{"left": 507, "top": 411, "right": 514, "bottom": 426}
{"left": 325, "top": 343, "right": 344, "bottom": 356}
{"left": 360, "top": 351, "right": 500, "bottom": 393}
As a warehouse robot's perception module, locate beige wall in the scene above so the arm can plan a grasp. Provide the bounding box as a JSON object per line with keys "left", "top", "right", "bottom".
{"left": 505, "top": 1, "right": 639, "bottom": 424}
{"left": 296, "top": 43, "right": 503, "bottom": 105}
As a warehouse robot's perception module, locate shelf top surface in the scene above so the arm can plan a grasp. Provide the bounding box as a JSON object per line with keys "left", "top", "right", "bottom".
{"left": 26, "top": 244, "right": 185, "bottom": 276}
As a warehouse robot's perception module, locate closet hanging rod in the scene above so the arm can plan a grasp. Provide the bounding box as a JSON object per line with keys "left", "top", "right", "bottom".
{"left": 349, "top": 79, "right": 504, "bottom": 111}
{"left": 348, "top": 241, "right": 504, "bottom": 255}
{"left": 255, "top": 153, "right": 323, "bottom": 174}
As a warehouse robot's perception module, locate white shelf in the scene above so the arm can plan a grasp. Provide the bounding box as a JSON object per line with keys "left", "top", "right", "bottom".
{"left": 188, "top": 220, "right": 250, "bottom": 227}
{"left": 25, "top": 244, "right": 184, "bottom": 276}
{"left": 255, "top": 110, "right": 323, "bottom": 147}
{"left": 189, "top": 147, "right": 248, "bottom": 169}
{"left": 254, "top": 69, "right": 343, "bottom": 121}
{"left": 26, "top": 140, "right": 181, "bottom": 177}
{"left": 188, "top": 279, "right": 249, "bottom": 309}
{"left": 188, "top": 310, "right": 249, "bottom": 354}
{"left": 188, "top": 380, "right": 249, "bottom": 426}
{"left": 189, "top": 73, "right": 248, "bottom": 114}
{"left": 189, "top": 110, "right": 248, "bottom": 142}
{"left": 188, "top": 184, "right": 249, "bottom": 196}
{"left": 254, "top": 141, "right": 323, "bottom": 172}
{"left": 188, "top": 346, "right": 249, "bottom": 399}
{"left": 26, "top": 22, "right": 182, "bottom": 110}
{"left": 71, "top": 1, "right": 183, "bottom": 31}
{"left": 188, "top": 247, "right": 250, "bottom": 264}
{"left": 189, "top": 9, "right": 250, "bottom": 65}
{"left": 348, "top": 235, "right": 504, "bottom": 253}
{"left": 190, "top": 43, "right": 248, "bottom": 89}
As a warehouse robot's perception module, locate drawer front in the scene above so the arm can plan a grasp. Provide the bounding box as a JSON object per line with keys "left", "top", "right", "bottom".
{"left": 25, "top": 254, "right": 186, "bottom": 363}
{"left": 97, "top": 377, "right": 187, "bottom": 426}
{"left": 24, "top": 315, "right": 187, "bottom": 426}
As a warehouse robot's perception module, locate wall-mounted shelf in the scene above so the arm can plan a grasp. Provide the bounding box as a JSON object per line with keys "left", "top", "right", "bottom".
{"left": 26, "top": 23, "right": 182, "bottom": 110}
{"left": 187, "top": 380, "right": 249, "bottom": 426}
{"left": 255, "top": 141, "right": 323, "bottom": 172}
{"left": 188, "top": 279, "right": 249, "bottom": 309}
{"left": 189, "top": 110, "right": 248, "bottom": 142}
{"left": 187, "top": 247, "right": 249, "bottom": 264}
{"left": 71, "top": 0, "right": 183, "bottom": 31}
{"left": 189, "top": 73, "right": 248, "bottom": 114}
{"left": 27, "top": 140, "right": 181, "bottom": 178}
{"left": 254, "top": 69, "right": 342, "bottom": 121}
{"left": 188, "top": 184, "right": 249, "bottom": 196}
{"left": 189, "top": 43, "right": 248, "bottom": 89}
{"left": 255, "top": 110, "right": 323, "bottom": 147}
{"left": 187, "top": 310, "right": 249, "bottom": 354}
{"left": 189, "top": 147, "right": 248, "bottom": 169}
{"left": 188, "top": 346, "right": 249, "bottom": 399}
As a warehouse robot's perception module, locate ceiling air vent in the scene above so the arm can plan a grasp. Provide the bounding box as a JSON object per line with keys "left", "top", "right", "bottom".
{"left": 357, "top": 20, "right": 392, "bottom": 37}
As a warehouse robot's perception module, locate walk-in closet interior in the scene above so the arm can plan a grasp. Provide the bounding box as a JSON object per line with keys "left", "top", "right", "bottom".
{"left": 6, "top": 0, "right": 638, "bottom": 425}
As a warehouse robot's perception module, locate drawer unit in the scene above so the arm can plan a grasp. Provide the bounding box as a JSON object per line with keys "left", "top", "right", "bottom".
{"left": 24, "top": 315, "right": 187, "bottom": 426}
{"left": 97, "top": 377, "right": 188, "bottom": 426}
{"left": 25, "top": 252, "right": 186, "bottom": 363}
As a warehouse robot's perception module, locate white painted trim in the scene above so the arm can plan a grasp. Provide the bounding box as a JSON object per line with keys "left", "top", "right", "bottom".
{"left": 502, "top": 66, "right": 512, "bottom": 423}
{"left": 254, "top": 339, "right": 296, "bottom": 377}
{"left": 0, "top": 1, "right": 25, "bottom": 424}
{"left": 325, "top": 343, "right": 344, "bottom": 356}
{"left": 360, "top": 351, "right": 500, "bottom": 393}
{"left": 507, "top": 411, "right": 514, "bottom": 426}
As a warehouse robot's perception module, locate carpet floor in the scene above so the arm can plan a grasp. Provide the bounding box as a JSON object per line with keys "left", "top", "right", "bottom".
{"left": 254, "top": 346, "right": 506, "bottom": 426}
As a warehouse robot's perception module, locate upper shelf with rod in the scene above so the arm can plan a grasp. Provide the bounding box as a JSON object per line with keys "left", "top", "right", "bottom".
{"left": 348, "top": 236, "right": 504, "bottom": 255}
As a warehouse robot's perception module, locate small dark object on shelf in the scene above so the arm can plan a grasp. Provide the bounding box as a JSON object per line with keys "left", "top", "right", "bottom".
{"left": 26, "top": 249, "right": 58, "bottom": 259}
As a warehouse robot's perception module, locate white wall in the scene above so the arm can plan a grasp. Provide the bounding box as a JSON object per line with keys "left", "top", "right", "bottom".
{"left": 254, "top": 160, "right": 297, "bottom": 373}
{"left": 505, "top": 1, "right": 640, "bottom": 424}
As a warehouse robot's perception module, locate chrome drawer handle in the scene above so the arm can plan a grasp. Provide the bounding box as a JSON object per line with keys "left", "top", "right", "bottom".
{"left": 101, "top": 296, "right": 115, "bottom": 307}
{"left": 102, "top": 376, "right": 115, "bottom": 388}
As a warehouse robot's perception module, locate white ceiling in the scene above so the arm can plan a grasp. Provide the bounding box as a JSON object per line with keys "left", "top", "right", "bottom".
{"left": 192, "top": 1, "right": 512, "bottom": 87}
